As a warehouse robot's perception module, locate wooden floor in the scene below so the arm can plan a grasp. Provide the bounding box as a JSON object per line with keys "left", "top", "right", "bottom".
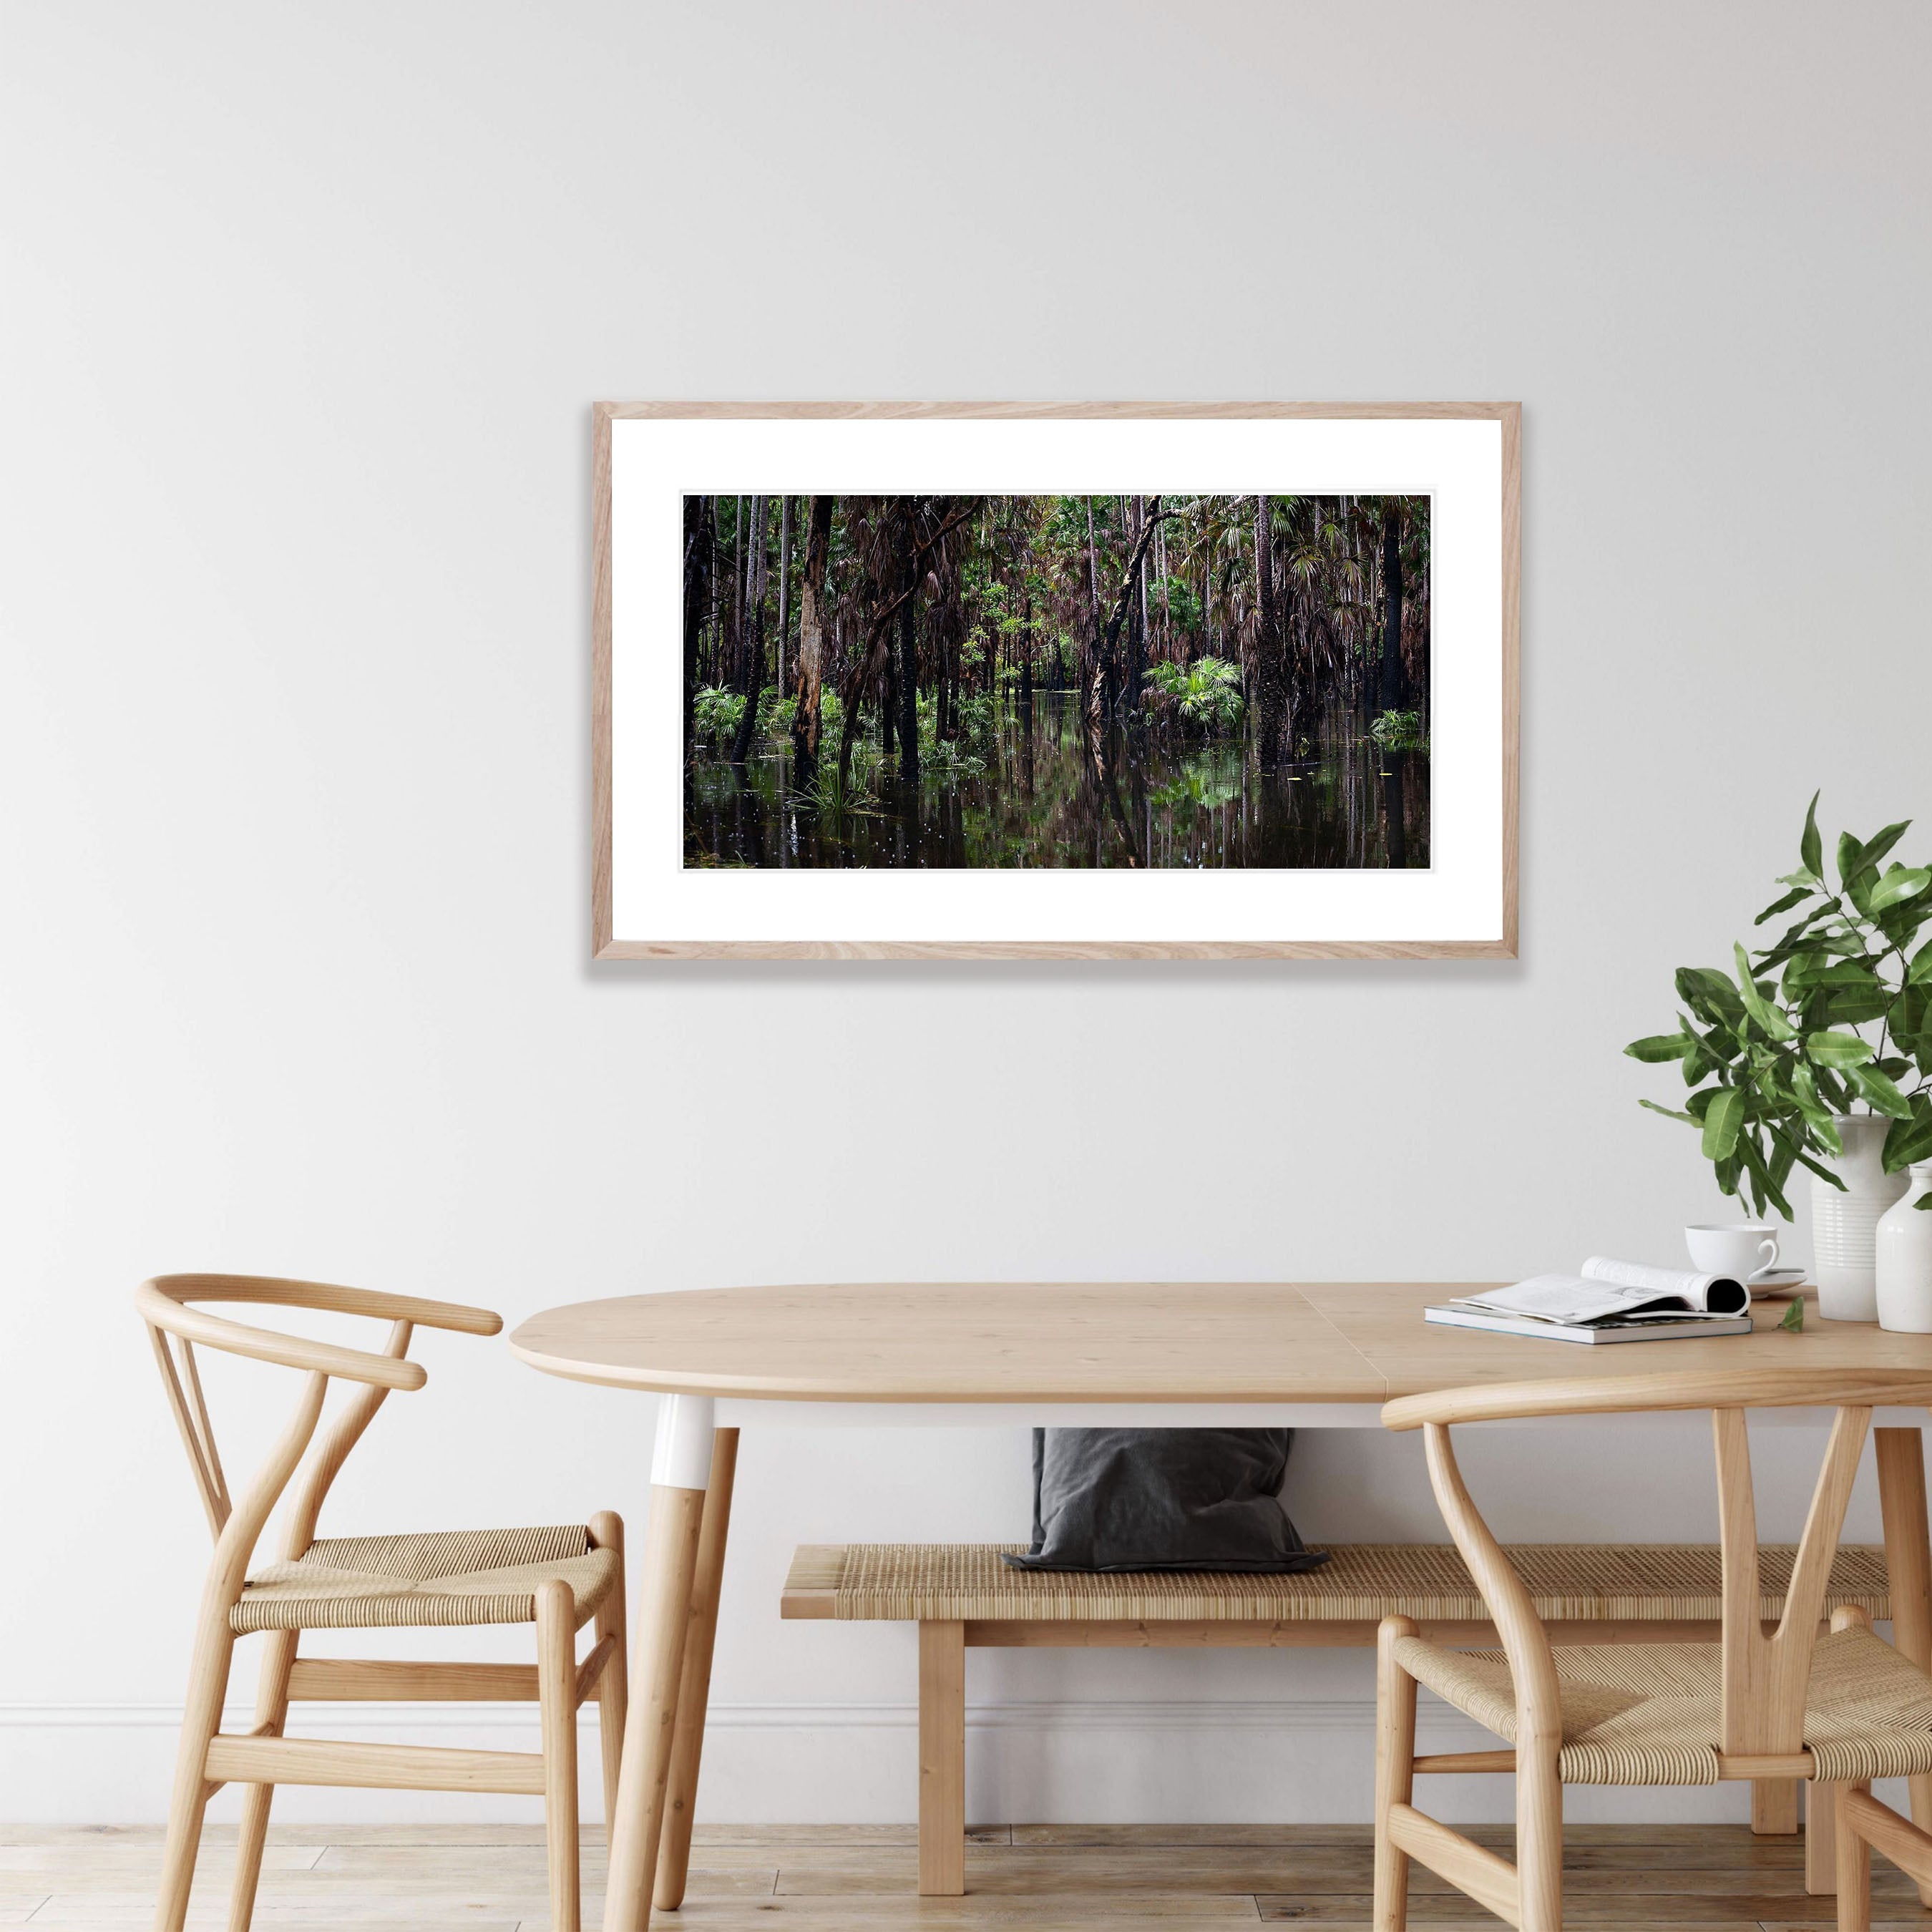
{"left": 6, "top": 1820, "right": 1931, "bottom": 1930}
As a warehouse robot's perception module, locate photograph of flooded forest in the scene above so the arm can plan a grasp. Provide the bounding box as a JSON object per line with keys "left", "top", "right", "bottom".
{"left": 683, "top": 493, "right": 1428, "bottom": 869}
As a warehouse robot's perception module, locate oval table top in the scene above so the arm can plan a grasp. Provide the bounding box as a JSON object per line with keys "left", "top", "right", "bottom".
{"left": 508, "top": 1281, "right": 1932, "bottom": 1405}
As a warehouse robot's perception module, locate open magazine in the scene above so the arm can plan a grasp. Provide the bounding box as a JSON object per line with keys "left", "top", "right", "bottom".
{"left": 1425, "top": 1257, "right": 1754, "bottom": 1345}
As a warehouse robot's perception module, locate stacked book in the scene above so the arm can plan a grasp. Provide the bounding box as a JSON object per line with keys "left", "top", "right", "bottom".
{"left": 1426, "top": 1257, "right": 1755, "bottom": 1345}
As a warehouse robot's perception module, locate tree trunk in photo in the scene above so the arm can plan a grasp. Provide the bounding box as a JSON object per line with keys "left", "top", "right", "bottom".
{"left": 1156, "top": 519, "right": 1170, "bottom": 662}
{"left": 1253, "top": 494, "right": 1287, "bottom": 766}
{"left": 776, "top": 495, "right": 791, "bottom": 699}
{"left": 730, "top": 494, "right": 766, "bottom": 764}
{"left": 1020, "top": 583, "right": 1033, "bottom": 714}
{"left": 791, "top": 495, "right": 832, "bottom": 789}
{"left": 682, "top": 494, "right": 711, "bottom": 773}
{"left": 830, "top": 497, "right": 971, "bottom": 796}
{"left": 706, "top": 495, "right": 720, "bottom": 686}
{"left": 1379, "top": 502, "right": 1405, "bottom": 716}
{"left": 1126, "top": 494, "right": 1147, "bottom": 717}
{"left": 1348, "top": 502, "right": 1365, "bottom": 713}
{"left": 897, "top": 552, "right": 919, "bottom": 783}
{"left": 731, "top": 497, "right": 745, "bottom": 689}
{"left": 1084, "top": 495, "right": 1101, "bottom": 694}
{"left": 932, "top": 607, "right": 949, "bottom": 743}
{"left": 1083, "top": 498, "right": 1171, "bottom": 806}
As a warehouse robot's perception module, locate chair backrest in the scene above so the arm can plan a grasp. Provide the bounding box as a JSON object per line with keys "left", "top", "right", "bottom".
{"left": 1382, "top": 1367, "right": 1932, "bottom": 1759}
{"left": 137, "top": 1274, "right": 502, "bottom": 1601}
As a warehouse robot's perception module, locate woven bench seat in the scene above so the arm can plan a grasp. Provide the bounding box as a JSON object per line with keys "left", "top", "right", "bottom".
{"left": 781, "top": 1541, "right": 1892, "bottom": 1629}
{"left": 784, "top": 1538, "right": 1895, "bottom": 1897}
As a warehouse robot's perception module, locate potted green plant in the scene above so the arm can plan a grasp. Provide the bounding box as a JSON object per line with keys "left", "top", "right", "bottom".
{"left": 1626, "top": 794, "right": 1932, "bottom": 1318}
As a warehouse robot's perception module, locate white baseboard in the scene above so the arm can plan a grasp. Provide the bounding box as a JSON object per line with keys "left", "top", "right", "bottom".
{"left": 0, "top": 1694, "right": 1483, "bottom": 1734}
{"left": 0, "top": 1698, "right": 1785, "bottom": 1828}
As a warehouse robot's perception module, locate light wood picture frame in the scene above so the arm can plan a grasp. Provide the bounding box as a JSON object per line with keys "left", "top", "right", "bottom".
{"left": 593, "top": 401, "right": 1519, "bottom": 960}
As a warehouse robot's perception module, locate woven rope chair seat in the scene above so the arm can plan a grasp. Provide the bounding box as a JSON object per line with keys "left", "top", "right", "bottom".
{"left": 784, "top": 1541, "right": 1891, "bottom": 1625}
{"left": 232, "top": 1525, "right": 619, "bottom": 1634}
{"left": 1393, "top": 1626, "right": 1932, "bottom": 1786}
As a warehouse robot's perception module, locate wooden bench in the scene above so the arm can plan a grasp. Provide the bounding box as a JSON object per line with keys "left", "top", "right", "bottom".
{"left": 781, "top": 1540, "right": 1894, "bottom": 1896}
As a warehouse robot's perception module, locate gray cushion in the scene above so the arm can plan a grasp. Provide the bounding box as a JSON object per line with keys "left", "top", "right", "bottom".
{"left": 1002, "top": 1428, "right": 1330, "bottom": 1574}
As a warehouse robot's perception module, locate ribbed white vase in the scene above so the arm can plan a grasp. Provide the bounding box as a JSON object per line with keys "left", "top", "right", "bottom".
{"left": 1813, "top": 1113, "right": 1911, "bottom": 1321}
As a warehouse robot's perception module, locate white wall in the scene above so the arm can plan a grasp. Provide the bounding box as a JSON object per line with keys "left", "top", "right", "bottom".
{"left": 4, "top": 0, "right": 1931, "bottom": 1825}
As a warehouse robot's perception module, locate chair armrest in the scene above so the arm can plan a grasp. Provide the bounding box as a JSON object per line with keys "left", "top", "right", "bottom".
{"left": 1384, "top": 1368, "right": 1932, "bottom": 1432}
{"left": 145, "top": 1273, "right": 500, "bottom": 1335}
{"left": 138, "top": 1278, "right": 435, "bottom": 1388}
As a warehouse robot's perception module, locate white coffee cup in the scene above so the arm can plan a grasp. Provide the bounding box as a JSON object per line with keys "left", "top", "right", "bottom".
{"left": 1686, "top": 1223, "right": 1782, "bottom": 1282}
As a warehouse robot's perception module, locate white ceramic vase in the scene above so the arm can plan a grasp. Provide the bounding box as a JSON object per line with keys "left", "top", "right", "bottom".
{"left": 1876, "top": 1162, "right": 1932, "bottom": 1333}
{"left": 1813, "top": 1113, "right": 1911, "bottom": 1321}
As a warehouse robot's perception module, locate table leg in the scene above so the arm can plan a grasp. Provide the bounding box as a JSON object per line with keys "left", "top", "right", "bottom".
{"left": 602, "top": 1395, "right": 713, "bottom": 1932}
{"left": 1876, "top": 1427, "right": 1932, "bottom": 1905}
{"left": 654, "top": 1428, "right": 740, "bottom": 1911}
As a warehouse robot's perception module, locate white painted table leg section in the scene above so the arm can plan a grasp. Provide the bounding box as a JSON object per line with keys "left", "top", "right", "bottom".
{"left": 602, "top": 1395, "right": 713, "bottom": 1932}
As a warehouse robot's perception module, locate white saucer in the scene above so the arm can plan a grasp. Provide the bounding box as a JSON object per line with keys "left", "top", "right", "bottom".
{"left": 1749, "top": 1267, "right": 1807, "bottom": 1297}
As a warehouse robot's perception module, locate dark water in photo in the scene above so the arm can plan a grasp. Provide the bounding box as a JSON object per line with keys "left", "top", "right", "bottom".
{"left": 685, "top": 693, "right": 1428, "bottom": 869}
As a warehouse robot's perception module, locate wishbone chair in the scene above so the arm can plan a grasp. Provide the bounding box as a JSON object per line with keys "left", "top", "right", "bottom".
{"left": 137, "top": 1274, "right": 628, "bottom": 1932}
{"left": 1372, "top": 1365, "right": 1932, "bottom": 1932}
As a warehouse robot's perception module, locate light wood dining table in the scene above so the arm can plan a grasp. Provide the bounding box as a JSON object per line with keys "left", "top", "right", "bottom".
{"left": 508, "top": 1281, "right": 1932, "bottom": 1932}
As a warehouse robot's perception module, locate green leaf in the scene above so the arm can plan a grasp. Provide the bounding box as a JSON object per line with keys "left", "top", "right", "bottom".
{"left": 1813, "top": 1065, "right": 1853, "bottom": 1113}
{"left": 1767, "top": 1119, "right": 1845, "bottom": 1189}
{"left": 1738, "top": 1133, "right": 1793, "bottom": 1221}
{"left": 1870, "top": 865, "right": 1932, "bottom": 913}
{"left": 1626, "top": 1033, "right": 1696, "bottom": 1063}
{"left": 1677, "top": 967, "right": 1747, "bottom": 1030}
{"left": 1801, "top": 791, "right": 1823, "bottom": 879}
{"left": 1807, "top": 1030, "right": 1876, "bottom": 1068}
{"left": 1847, "top": 1061, "right": 1913, "bottom": 1118}
{"left": 1682, "top": 1025, "right": 1727, "bottom": 1084}
{"left": 1856, "top": 821, "right": 1913, "bottom": 877}
{"left": 1734, "top": 943, "right": 1795, "bottom": 1040}
{"left": 1790, "top": 1063, "right": 1840, "bottom": 1145}
{"left": 1638, "top": 1098, "right": 1698, "bottom": 1125}
{"left": 1827, "top": 988, "right": 1893, "bottom": 1027}
{"left": 1883, "top": 1105, "right": 1932, "bottom": 1172}
{"left": 1765, "top": 912, "right": 1838, "bottom": 961}
{"left": 1899, "top": 991, "right": 1932, "bottom": 1075}
{"left": 1838, "top": 830, "right": 1864, "bottom": 891}
{"left": 1769, "top": 1131, "right": 1797, "bottom": 1194}
{"left": 1755, "top": 885, "right": 1812, "bottom": 926}
{"left": 1912, "top": 1023, "right": 1932, "bottom": 1082}
{"left": 1780, "top": 949, "right": 1825, "bottom": 1003}
{"left": 1780, "top": 1297, "right": 1805, "bottom": 1332}
{"left": 1909, "top": 937, "right": 1932, "bottom": 986}
{"left": 1702, "top": 1086, "right": 1745, "bottom": 1161}
{"left": 1797, "top": 1149, "right": 1849, "bottom": 1189}
{"left": 1789, "top": 960, "right": 1884, "bottom": 992}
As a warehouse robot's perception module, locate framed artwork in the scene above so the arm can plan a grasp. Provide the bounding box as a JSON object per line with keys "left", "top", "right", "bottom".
{"left": 593, "top": 402, "right": 1518, "bottom": 960}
